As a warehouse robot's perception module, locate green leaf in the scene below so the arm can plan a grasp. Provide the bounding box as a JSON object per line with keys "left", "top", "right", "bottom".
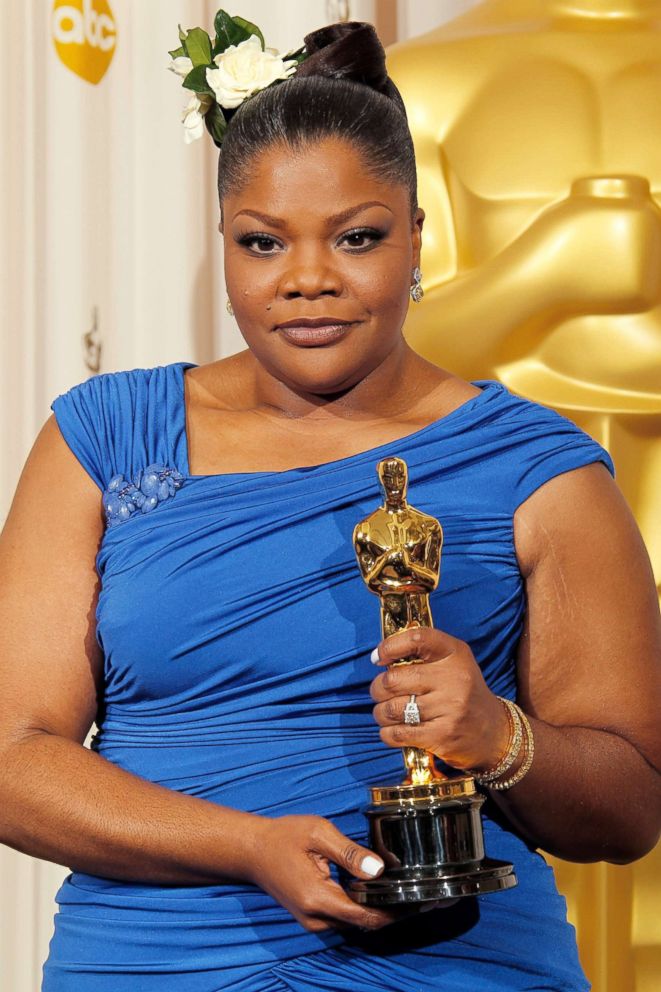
{"left": 183, "top": 27, "right": 212, "bottom": 67}
{"left": 204, "top": 102, "right": 227, "bottom": 149}
{"left": 283, "top": 46, "right": 307, "bottom": 66}
{"left": 232, "top": 16, "right": 265, "bottom": 50}
{"left": 178, "top": 23, "right": 188, "bottom": 44}
{"left": 213, "top": 10, "right": 251, "bottom": 50}
{"left": 182, "top": 64, "right": 215, "bottom": 97}
{"left": 168, "top": 45, "right": 186, "bottom": 59}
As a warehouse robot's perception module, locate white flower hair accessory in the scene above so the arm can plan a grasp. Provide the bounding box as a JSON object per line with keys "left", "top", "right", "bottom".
{"left": 181, "top": 93, "right": 214, "bottom": 145}
{"left": 167, "top": 9, "right": 308, "bottom": 148}
{"left": 207, "top": 35, "right": 298, "bottom": 109}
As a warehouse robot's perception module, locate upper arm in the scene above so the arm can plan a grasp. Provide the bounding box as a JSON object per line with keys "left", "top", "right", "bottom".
{"left": 513, "top": 461, "right": 661, "bottom": 771}
{"left": 0, "top": 415, "right": 105, "bottom": 747}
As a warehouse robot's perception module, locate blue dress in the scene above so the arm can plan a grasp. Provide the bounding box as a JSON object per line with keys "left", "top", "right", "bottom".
{"left": 43, "top": 361, "right": 614, "bottom": 992}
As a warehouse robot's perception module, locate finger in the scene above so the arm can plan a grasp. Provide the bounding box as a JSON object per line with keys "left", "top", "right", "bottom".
{"left": 379, "top": 720, "right": 441, "bottom": 751}
{"left": 371, "top": 627, "right": 458, "bottom": 667}
{"left": 312, "top": 820, "right": 384, "bottom": 881}
{"left": 373, "top": 693, "right": 431, "bottom": 726}
{"left": 370, "top": 662, "right": 430, "bottom": 702}
{"left": 294, "top": 900, "right": 393, "bottom": 934}
{"left": 312, "top": 880, "right": 395, "bottom": 930}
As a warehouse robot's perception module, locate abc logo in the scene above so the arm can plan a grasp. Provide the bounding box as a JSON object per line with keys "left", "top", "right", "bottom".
{"left": 52, "top": 0, "right": 116, "bottom": 85}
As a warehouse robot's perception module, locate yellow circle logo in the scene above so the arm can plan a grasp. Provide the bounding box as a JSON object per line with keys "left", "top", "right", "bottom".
{"left": 52, "top": 0, "right": 116, "bottom": 85}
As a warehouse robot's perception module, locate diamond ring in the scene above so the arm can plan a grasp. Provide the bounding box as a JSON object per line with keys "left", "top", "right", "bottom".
{"left": 403, "top": 693, "right": 421, "bottom": 725}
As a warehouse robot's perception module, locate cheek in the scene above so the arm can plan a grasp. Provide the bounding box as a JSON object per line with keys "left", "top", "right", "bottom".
{"left": 227, "top": 261, "right": 273, "bottom": 300}
{"left": 350, "top": 266, "right": 409, "bottom": 314}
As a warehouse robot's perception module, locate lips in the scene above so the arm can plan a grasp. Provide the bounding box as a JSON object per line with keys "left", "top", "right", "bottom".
{"left": 275, "top": 317, "right": 357, "bottom": 346}
{"left": 276, "top": 316, "right": 354, "bottom": 328}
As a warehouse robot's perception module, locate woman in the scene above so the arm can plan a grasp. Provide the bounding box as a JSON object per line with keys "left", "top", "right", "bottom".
{"left": 0, "top": 18, "right": 659, "bottom": 992}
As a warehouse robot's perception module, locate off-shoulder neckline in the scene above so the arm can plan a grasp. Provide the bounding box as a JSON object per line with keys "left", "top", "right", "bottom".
{"left": 176, "top": 361, "right": 504, "bottom": 480}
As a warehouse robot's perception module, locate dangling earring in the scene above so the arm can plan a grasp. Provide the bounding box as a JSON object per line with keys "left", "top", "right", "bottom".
{"left": 410, "top": 266, "right": 424, "bottom": 303}
{"left": 226, "top": 296, "right": 234, "bottom": 316}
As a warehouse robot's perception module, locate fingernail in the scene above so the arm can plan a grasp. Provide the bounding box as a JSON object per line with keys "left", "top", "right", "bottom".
{"left": 370, "top": 648, "right": 380, "bottom": 665}
{"left": 361, "top": 855, "right": 384, "bottom": 877}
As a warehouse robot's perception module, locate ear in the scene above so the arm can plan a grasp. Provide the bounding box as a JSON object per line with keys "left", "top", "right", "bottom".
{"left": 411, "top": 207, "right": 425, "bottom": 269}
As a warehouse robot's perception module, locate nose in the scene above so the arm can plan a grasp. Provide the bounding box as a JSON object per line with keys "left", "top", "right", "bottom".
{"left": 278, "top": 245, "right": 343, "bottom": 300}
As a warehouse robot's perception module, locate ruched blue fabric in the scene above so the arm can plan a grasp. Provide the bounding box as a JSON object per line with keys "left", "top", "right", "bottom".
{"left": 44, "top": 362, "right": 614, "bottom": 991}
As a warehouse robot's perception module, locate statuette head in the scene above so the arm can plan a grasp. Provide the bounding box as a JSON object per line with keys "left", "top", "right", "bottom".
{"left": 377, "top": 457, "right": 408, "bottom": 504}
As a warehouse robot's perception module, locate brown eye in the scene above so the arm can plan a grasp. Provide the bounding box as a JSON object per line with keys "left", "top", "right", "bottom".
{"left": 340, "top": 228, "right": 384, "bottom": 251}
{"left": 238, "top": 234, "right": 280, "bottom": 254}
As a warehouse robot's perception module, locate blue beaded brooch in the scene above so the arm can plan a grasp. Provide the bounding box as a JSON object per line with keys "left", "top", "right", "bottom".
{"left": 102, "top": 464, "right": 184, "bottom": 529}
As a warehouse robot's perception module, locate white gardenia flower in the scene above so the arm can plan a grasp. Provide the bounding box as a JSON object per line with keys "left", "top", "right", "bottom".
{"left": 168, "top": 55, "right": 193, "bottom": 78}
{"left": 206, "top": 34, "right": 297, "bottom": 109}
{"left": 181, "top": 92, "right": 213, "bottom": 144}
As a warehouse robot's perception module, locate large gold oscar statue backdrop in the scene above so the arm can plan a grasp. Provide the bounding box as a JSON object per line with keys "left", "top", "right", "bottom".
{"left": 387, "top": 2, "right": 660, "bottom": 990}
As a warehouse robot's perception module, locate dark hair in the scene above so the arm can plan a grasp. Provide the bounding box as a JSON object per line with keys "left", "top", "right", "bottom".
{"left": 216, "top": 21, "right": 418, "bottom": 220}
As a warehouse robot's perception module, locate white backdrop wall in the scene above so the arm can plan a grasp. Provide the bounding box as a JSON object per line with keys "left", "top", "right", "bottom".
{"left": 2, "top": 1, "right": 476, "bottom": 988}
{"left": 398, "top": 0, "right": 481, "bottom": 36}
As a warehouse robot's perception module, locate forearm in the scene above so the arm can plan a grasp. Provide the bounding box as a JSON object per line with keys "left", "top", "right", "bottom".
{"left": 0, "top": 731, "right": 262, "bottom": 884}
{"left": 489, "top": 718, "right": 661, "bottom": 863}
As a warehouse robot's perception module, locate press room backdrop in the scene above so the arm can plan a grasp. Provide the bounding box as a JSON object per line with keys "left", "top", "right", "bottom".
{"left": 0, "top": 2, "right": 656, "bottom": 991}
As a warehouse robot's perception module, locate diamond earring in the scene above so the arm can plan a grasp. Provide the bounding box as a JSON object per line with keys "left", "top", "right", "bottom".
{"left": 226, "top": 296, "right": 234, "bottom": 316}
{"left": 410, "top": 267, "right": 424, "bottom": 303}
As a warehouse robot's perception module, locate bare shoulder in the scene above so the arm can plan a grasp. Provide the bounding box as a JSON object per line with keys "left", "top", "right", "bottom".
{"left": 401, "top": 356, "right": 483, "bottom": 420}
{"left": 513, "top": 461, "right": 658, "bottom": 637}
{"left": 512, "top": 460, "right": 660, "bottom": 767}
{"left": 185, "top": 352, "right": 253, "bottom": 412}
{"left": 8, "top": 414, "right": 104, "bottom": 518}
{"left": 436, "top": 374, "right": 482, "bottom": 408}
{"left": 513, "top": 461, "right": 649, "bottom": 580}
{"left": 0, "top": 414, "right": 104, "bottom": 745}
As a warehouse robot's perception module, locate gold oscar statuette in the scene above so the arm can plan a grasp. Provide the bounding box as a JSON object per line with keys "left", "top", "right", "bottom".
{"left": 347, "top": 456, "right": 517, "bottom": 906}
{"left": 388, "top": 6, "right": 661, "bottom": 974}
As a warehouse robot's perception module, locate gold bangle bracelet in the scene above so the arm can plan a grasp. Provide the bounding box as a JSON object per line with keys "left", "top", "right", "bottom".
{"left": 489, "top": 703, "right": 535, "bottom": 791}
{"left": 471, "top": 697, "right": 523, "bottom": 785}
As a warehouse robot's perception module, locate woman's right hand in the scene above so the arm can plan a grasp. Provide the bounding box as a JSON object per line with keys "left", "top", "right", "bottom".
{"left": 244, "top": 814, "right": 394, "bottom": 932}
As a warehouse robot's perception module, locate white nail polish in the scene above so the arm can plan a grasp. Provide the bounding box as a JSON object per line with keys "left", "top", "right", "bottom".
{"left": 361, "top": 855, "right": 384, "bottom": 877}
{"left": 370, "top": 648, "right": 380, "bottom": 664}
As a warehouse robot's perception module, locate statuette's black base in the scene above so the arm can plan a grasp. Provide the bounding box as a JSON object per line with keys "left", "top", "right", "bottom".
{"left": 349, "top": 856, "right": 517, "bottom": 905}
{"left": 347, "top": 777, "right": 517, "bottom": 906}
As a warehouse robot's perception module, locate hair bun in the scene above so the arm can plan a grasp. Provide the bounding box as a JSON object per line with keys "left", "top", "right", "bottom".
{"left": 295, "top": 21, "right": 396, "bottom": 101}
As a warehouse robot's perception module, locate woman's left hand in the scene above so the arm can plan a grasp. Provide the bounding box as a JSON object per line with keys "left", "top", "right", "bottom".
{"left": 370, "top": 627, "right": 510, "bottom": 772}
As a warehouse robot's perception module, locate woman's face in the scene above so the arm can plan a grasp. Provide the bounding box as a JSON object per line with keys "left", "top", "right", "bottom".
{"left": 220, "top": 136, "right": 424, "bottom": 396}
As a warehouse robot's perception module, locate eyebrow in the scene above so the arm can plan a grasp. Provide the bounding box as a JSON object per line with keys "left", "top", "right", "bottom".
{"left": 232, "top": 201, "right": 394, "bottom": 229}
